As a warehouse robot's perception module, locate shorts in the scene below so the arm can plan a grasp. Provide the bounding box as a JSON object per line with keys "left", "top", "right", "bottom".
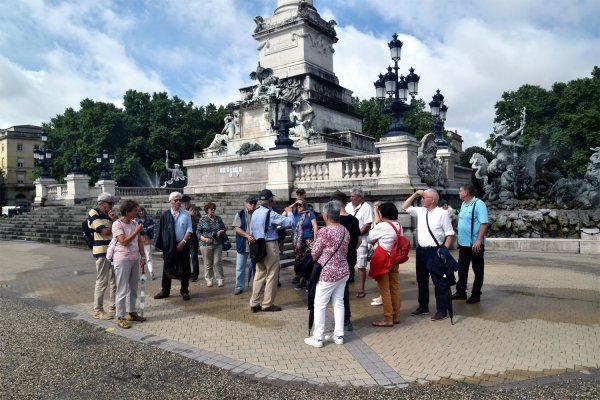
{"left": 356, "top": 245, "right": 368, "bottom": 269}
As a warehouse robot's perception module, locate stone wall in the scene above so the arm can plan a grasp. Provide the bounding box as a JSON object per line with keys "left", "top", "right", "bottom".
{"left": 488, "top": 208, "right": 600, "bottom": 238}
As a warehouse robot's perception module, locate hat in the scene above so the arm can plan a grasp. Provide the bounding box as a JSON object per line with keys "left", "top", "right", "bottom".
{"left": 169, "top": 191, "right": 183, "bottom": 201}
{"left": 259, "top": 189, "right": 274, "bottom": 200}
{"left": 97, "top": 192, "right": 115, "bottom": 203}
{"left": 295, "top": 188, "right": 306, "bottom": 196}
{"left": 245, "top": 195, "right": 258, "bottom": 203}
{"left": 181, "top": 195, "right": 192, "bottom": 202}
{"left": 331, "top": 190, "right": 347, "bottom": 204}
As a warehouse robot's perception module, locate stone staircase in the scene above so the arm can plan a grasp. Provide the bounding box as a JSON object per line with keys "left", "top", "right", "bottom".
{"left": 0, "top": 192, "right": 297, "bottom": 267}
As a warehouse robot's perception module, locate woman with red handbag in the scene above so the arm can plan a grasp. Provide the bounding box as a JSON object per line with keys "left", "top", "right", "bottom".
{"left": 368, "top": 202, "right": 403, "bottom": 327}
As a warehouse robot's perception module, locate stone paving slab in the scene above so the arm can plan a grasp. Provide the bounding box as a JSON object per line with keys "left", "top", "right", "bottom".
{"left": 0, "top": 240, "right": 598, "bottom": 388}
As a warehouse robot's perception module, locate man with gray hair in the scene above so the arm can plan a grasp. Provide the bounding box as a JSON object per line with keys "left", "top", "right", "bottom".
{"left": 154, "top": 191, "right": 194, "bottom": 301}
{"left": 402, "top": 188, "right": 455, "bottom": 321}
{"left": 88, "top": 192, "right": 118, "bottom": 320}
{"left": 345, "top": 187, "right": 373, "bottom": 297}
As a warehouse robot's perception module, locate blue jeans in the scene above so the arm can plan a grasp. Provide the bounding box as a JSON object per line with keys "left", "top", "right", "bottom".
{"left": 235, "top": 251, "right": 249, "bottom": 290}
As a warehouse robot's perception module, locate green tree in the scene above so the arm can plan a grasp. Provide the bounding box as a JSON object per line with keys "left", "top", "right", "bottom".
{"left": 491, "top": 66, "right": 600, "bottom": 176}
{"left": 460, "top": 146, "right": 495, "bottom": 168}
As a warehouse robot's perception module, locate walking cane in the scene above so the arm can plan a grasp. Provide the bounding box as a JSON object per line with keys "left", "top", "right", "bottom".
{"left": 140, "top": 259, "right": 147, "bottom": 321}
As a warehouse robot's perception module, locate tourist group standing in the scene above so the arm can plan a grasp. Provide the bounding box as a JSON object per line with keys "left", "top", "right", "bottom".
{"left": 87, "top": 186, "right": 487, "bottom": 340}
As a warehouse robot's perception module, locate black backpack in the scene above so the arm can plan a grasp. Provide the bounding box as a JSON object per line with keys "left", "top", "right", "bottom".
{"left": 82, "top": 210, "right": 97, "bottom": 249}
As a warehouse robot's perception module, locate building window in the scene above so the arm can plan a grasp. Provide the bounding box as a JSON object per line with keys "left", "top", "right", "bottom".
{"left": 17, "top": 143, "right": 23, "bottom": 151}
{"left": 17, "top": 158, "right": 25, "bottom": 167}
{"left": 17, "top": 173, "right": 25, "bottom": 184}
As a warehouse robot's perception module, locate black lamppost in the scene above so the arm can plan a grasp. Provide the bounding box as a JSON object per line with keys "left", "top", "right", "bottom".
{"left": 374, "top": 33, "right": 420, "bottom": 138}
{"left": 429, "top": 89, "right": 449, "bottom": 148}
{"left": 71, "top": 151, "right": 84, "bottom": 174}
{"left": 33, "top": 131, "right": 52, "bottom": 178}
{"left": 96, "top": 149, "right": 115, "bottom": 180}
{"left": 270, "top": 110, "right": 297, "bottom": 150}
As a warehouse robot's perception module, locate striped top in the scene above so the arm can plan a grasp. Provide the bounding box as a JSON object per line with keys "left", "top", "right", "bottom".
{"left": 88, "top": 208, "right": 112, "bottom": 258}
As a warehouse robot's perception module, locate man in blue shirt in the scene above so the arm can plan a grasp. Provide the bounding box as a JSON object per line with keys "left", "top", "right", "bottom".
{"left": 249, "top": 189, "right": 294, "bottom": 312}
{"left": 154, "top": 191, "right": 194, "bottom": 301}
{"left": 453, "top": 183, "right": 489, "bottom": 304}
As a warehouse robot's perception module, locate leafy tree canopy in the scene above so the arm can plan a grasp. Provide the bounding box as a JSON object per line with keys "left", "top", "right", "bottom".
{"left": 352, "top": 97, "right": 434, "bottom": 140}
{"left": 43, "top": 90, "right": 227, "bottom": 185}
{"left": 490, "top": 66, "right": 600, "bottom": 176}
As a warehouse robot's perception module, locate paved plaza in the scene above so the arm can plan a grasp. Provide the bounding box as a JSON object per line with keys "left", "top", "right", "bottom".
{"left": 0, "top": 240, "right": 598, "bottom": 388}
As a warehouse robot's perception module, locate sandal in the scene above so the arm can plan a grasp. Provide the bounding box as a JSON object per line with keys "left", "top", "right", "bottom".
{"left": 356, "top": 291, "right": 366, "bottom": 298}
{"left": 372, "top": 320, "right": 394, "bottom": 327}
{"left": 126, "top": 312, "right": 147, "bottom": 322}
{"left": 117, "top": 317, "right": 131, "bottom": 329}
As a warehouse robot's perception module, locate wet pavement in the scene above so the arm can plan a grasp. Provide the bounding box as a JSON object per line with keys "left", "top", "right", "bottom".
{"left": 0, "top": 240, "right": 599, "bottom": 389}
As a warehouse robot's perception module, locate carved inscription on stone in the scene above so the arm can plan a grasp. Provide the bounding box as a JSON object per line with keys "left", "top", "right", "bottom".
{"left": 219, "top": 166, "right": 243, "bottom": 177}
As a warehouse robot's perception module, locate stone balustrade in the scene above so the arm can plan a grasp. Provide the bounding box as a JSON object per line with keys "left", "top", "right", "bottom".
{"left": 115, "top": 187, "right": 172, "bottom": 197}
{"left": 293, "top": 155, "right": 381, "bottom": 184}
{"left": 47, "top": 184, "right": 67, "bottom": 201}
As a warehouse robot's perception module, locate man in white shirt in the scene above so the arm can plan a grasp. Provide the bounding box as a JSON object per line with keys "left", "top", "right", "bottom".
{"left": 402, "top": 189, "right": 455, "bottom": 321}
{"left": 345, "top": 187, "right": 373, "bottom": 298}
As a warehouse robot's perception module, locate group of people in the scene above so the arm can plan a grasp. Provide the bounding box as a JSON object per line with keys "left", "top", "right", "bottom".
{"left": 87, "top": 184, "right": 488, "bottom": 342}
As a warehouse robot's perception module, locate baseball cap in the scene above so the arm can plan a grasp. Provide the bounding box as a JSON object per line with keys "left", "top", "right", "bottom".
{"left": 245, "top": 195, "right": 258, "bottom": 203}
{"left": 181, "top": 195, "right": 192, "bottom": 202}
{"left": 259, "top": 189, "right": 274, "bottom": 200}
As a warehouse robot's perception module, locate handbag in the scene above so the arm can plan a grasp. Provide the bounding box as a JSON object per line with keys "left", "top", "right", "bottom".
{"left": 425, "top": 212, "right": 458, "bottom": 287}
{"left": 249, "top": 210, "right": 271, "bottom": 263}
{"left": 307, "top": 229, "right": 346, "bottom": 287}
{"left": 221, "top": 232, "right": 232, "bottom": 251}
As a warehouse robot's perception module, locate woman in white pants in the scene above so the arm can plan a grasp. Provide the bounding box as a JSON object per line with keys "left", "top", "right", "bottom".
{"left": 112, "top": 199, "right": 146, "bottom": 329}
{"left": 135, "top": 207, "right": 155, "bottom": 279}
{"left": 304, "top": 201, "right": 350, "bottom": 348}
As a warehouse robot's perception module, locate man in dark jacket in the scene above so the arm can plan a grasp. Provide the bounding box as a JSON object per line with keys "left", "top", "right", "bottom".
{"left": 232, "top": 196, "right": 257, "bottom": 295}
{"left": 154, "top": 191, "right": 194, "bottom": 301}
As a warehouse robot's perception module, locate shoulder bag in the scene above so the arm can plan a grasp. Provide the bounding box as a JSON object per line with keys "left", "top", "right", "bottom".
{"left": 249, "top": 210, "right": 271, "bottom": 263}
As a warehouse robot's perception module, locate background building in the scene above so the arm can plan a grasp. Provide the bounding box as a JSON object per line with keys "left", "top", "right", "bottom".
{"left": 0, "top": 125, "right": 43, "bottom": 208}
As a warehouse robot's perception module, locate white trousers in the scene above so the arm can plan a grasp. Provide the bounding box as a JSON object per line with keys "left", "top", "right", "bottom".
{"left": 312, "top": 276, "right": 348, "bottom": 339}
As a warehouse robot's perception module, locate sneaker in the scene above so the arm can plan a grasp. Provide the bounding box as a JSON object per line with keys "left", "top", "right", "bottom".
{"left": 153, "top": 292, "right": 169, "bottom": 299}
{"left": 117, "top": 317, "right": 131, "bottom": 329}
{"left": 304, "top": 337, "right": 323, "bottom": 348}
{"left": 431, "top": 312, "right": 447, "bottom": 321}
{"left": 126, "top": 312, "right": 146, "bottom": 322}
{"left": 466, "top": 295, "right": 480, "bottom": 304}
{"left": 206, "top": 280, "right": 214, "bottom": 287}
{"left": 324, "top": 335, "right": 344, "bottom": 345}
{"left": 108, "top": 304, "right": 116, "bottom": 313}
{"left": 410, "top": 307, "right": 430, "bottom": 316}
{"left": 371, "top": 297, "right": 383, "bottom": 306}
{"left": 217, "top": 280, "right": 224, "bottom": 287}
{"left": 234, "top": 288, "right": 243, "bottom": 295}
{"left": 93, "top": 311, "right": 112, "bottom": 320}
{"left": 344, "top": 321, "right": 353, "bottom": 332}
{"left": 452, "top": 292, "right": 467, "bottom": 300}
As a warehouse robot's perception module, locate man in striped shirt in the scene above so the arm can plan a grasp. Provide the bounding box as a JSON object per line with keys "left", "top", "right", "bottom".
{"left": 88, "top": 192, "right": 118, "bottom": 320}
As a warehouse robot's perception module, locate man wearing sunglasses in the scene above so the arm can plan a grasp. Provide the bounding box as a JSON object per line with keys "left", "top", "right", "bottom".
{"left": 88, "top": 192, "right": 118, "bottom": 320}
{"left": 154, "top": 191, "right": 194, "bottom": 301}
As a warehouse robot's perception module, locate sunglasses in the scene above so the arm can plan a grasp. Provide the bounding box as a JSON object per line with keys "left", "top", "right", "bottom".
{"left": 210, "top": 208, "right": 216, "bottom": 211}
{"left": 105, "top": 202, "right": 114, "bottom": 206}
{"left": 249, "top": 202, "right": 257, "bottom": 205}
{"left": 172, "top": 199, "right": 181, "bottom": 202}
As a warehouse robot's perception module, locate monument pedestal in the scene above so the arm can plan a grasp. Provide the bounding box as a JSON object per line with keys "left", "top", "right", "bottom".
{"left": 437, "top": 147, "right": 457, "bottom": 189}
{"left": 33, "top": 177, "right": 57, "bottom": 206}
{"left": 267, "top": 148, "right": 303, "bottom": 201}
{"left": 65, "top": 173, "right": 90, "bottom": 205}
{"left": 375, "top": 136, "right": 423, "bottom": 189}
{"left": 95, "top": 180, "right": 116, "bottom": 197}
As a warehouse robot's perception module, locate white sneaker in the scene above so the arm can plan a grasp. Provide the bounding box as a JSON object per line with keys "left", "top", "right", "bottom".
{"left": 371, "top": 297, "right": 383, "bottom": 306}
{"left": 206, "top": 280, "right": 213, "bottom": 287}
{"left": 324, "top": 335, "right": 344, "bottom": 345}
{"left": 217, "top": 280, "right": 224, "bottom": 287}
{"left": 304, "top": 337, "right": 323, "bottom": 348}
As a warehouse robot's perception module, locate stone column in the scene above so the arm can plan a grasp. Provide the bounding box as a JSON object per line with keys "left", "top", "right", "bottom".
{"left": 375, "top": 136, "right": 423, "bottom": 189}
{"left": 436, "top": 147, "right": 457, "bottom": 187}
{"left": 33, "top": 177, "right": 57, "bottom": 206}
{"left": 95, "top": 180, "right": 117, "bottom": 197}
{"left": 266, "top": 148, "right": 303, "bottom": 201}
{"left": 65, "top": 173, "right": 91, "bottom": 205}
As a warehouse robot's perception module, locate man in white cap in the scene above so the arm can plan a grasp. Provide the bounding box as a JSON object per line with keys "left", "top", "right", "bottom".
{"left": 154, "top": 191, "right": 194, "bottom": 301}
{"left": 88, "top": 192, "right": 118, "bottom": 320}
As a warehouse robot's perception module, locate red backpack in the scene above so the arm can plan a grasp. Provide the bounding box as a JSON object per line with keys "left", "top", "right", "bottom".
{"left": 386, "top": 221, "right": 410, "bottom": 265}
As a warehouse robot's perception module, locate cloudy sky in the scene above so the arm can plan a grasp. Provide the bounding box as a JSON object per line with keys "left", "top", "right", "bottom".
{"left": 1, "top": 0, "right": 598, "bottom": 148}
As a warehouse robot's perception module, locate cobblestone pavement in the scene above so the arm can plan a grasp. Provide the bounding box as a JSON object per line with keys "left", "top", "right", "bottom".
{"left": 1, "top": 240, "right": 599, "bottom": 390}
